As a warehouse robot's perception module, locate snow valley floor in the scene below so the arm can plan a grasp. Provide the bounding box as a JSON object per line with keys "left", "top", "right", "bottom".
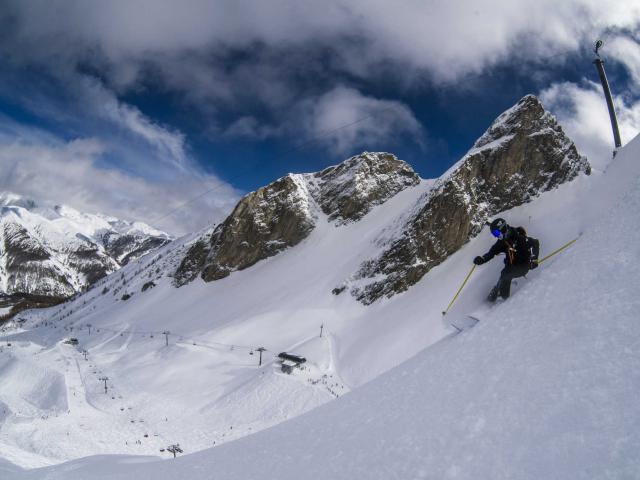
{"left": 1, "top": 133, "right": 640, "bottom": 478}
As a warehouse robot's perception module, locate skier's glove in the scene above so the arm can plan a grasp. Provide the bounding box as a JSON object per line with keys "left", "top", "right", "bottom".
{"left": 529, "top": 259, "right": 539, "bottom": 269}
{"left": 473, "top": 256, "right": 485, "bottom": 265}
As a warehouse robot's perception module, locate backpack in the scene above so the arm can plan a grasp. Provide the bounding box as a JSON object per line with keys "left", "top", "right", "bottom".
{"left": 512, "top": 226, "right": 539, "bottom": 265}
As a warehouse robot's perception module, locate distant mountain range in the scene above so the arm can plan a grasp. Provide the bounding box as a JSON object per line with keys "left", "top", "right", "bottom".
{"left": 0, "top": 193, "right": 171, "bottom": 316}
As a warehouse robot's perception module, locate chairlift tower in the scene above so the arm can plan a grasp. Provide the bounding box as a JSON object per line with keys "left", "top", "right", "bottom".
{"left": 593, "top": 40, "right": 622, "bottom": 151}
{"left": 166, "top": 444, "right": 183, "bottom": 458}
{"left": 256, "top": 347, "right": 266, "bottom": 366}
{"left": 99, "top": 376, "right": 109, "bottom": 394}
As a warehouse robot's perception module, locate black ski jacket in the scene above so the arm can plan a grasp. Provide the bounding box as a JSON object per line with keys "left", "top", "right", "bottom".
{"left": 481, "top": 227, "right": 540, "bottom": 266}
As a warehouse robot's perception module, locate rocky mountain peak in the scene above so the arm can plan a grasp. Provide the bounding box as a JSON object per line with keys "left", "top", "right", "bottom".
{"left": 473, "top": 94, "right": 550, "bottom": 149}
{"left": 174, "top": 152, "right": 420, "bottom": 286}
{"left": 345, "top": 95, "right": 591, "bottom": 304}
{"left": 308, "top": 152, "right": 420, "bottom": 224}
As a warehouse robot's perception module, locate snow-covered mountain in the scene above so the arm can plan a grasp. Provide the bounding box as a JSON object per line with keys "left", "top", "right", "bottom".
{"left": 348, "top": 95, "right": 590, "bottom": 303}
{"left": 174, "top": 151, "right": 419, "bottom": 285}
{"left": 176, "top": 96, "right": 588, "bottom": 304}
{"left": 0, "top": 193, "right": 172, "bottom": 315}
{"left": 3, "top": 94, "right": 637, "bottom": 479}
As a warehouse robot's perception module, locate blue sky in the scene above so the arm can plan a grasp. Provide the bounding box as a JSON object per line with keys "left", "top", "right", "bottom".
{"left": 0, "top": 1, "right": 639, "bottom": 234}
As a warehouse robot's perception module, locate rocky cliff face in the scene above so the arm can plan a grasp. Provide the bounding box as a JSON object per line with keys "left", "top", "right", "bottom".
{"left": 101, "top": 231, "right": 170, "bottom": 266}
{"left": 1, "top": 219, "right": 78, "bottom": 298}
{"left": 0, "top": 193, "right": 171, "bottom": 303}
{"left": 201, "top": 174, "right": 315, "bottom": 282}
{"left": 347, "top": 95, "right": 590, "bottom": 304}
{"left": 174, "top": 152, "right": 419, "bottom": 285}
{"left": 308, "top": 152, "right": 420, "bottom": 224}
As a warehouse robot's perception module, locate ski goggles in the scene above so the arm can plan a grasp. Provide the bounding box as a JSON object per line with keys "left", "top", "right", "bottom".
{"left": 491, "top": 229, "right": 504, "bottom": 239}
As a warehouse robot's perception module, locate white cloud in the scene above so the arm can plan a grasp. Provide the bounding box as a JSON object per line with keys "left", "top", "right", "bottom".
{"left": 1, "top": 1, "right": 639, "bottom": 161}
{"left": 4, "top": 1, "right": 640, "bottom": 100}
{"left": 62, "top": 75, "right": 192, "bottom": 173}
{"left": 607, "top": 35, "right": 640, "bottom": 92}
{"left": 0, "top": 118, "right": 240, "bottom": 235}
{"left": 0, "top": 0, "right": 638, "bottom": 229}
{"left": 221, "top": 86, "right": 424, "bottom": 156}
{"left": 0, "top": 72, "right": 242, "bottom": 234}
{"left": 540, "top": 81, "right": 640, "bottom": 171}
{"left": 295, "top": 86, "right": 424, "bottom": 156}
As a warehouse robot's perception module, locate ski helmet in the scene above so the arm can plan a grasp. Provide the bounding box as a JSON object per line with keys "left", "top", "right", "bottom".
{"left": 489, "top": 218, "right": 508, "bottom": 239}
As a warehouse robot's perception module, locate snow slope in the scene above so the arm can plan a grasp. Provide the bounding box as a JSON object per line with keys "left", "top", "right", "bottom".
{"left": 0, "top": 180, "right": 435, "bottom": 468}
{"left": 3, "top": 133, "right": 639, "bottom": 479}
{"left": 0, "top": 121, "right": 637, "bottom": 477}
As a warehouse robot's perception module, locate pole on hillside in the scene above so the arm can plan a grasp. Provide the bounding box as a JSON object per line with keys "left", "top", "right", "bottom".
{"left": 166, "top": 444, "right": 183, "bottom": 458}
{"left": 256, "top": 347, "right": 266, "bottom": 366}
{"left": 163, "top": 331, "right": 170, "bottom": 347}
{"left": 538, "top": 237, "right": 579, "bottom": 264}
{"left": 593, "top": 40, "right": 622, "bottom": 151}
{"left": 442, "top": 265, "right": 476, "bottom": 316}
{"left": 99, "top": 376, "right": 109, "bottom": 394}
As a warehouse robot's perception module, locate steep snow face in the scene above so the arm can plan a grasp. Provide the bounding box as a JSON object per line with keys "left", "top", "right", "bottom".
{"left": 175, "top": 152, "right": 419, "bottom": 285}
{"left": 0, "top": 193, "right": 171, "bottom": 302}
{"left": 9, "top": 134, "right": 640, "bottom": 480}
{"left": 349, "top": 95, "right": 590, "bottom": 303}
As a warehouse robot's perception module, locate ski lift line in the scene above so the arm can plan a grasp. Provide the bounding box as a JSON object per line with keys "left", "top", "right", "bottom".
{"left": 75, "top": 324, "right": 269, "bottom": 352}
{"left": 149, "top": 107, "right": 396, "bottom": 225}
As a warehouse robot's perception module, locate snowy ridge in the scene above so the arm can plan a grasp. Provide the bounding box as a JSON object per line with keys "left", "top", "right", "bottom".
{"left": 305, "top": 152, "right": 420, "bottom": 224}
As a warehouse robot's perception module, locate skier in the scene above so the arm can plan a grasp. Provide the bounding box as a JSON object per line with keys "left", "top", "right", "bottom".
{"left": 473, "top": 218, "right": 540, "bottom": 301}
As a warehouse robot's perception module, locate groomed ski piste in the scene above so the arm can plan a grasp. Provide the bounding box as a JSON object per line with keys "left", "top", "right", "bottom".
{"left": 1, "top": 133, "right": 639, "bottom": 479}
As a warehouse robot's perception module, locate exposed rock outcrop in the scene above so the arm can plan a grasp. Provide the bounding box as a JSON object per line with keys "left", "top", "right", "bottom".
{"left": 175, "top": 153, "right": 420, "bottom": 285}
{"left": 308, "top": 152, "right": 420, "bottom": 224}
{"left": 101, "top": 232, "right": 170, "bottom": 266}
{"left": 201, "top": 174, "right": 315, "bottom": 282}
{"left": 2, "top": 218, "right": 83, "bottom": 298}
{"left": 175, "top": 174, "right": 315, "bottom": 284}
{"left": 348, "top": 95, "right": 590, "bottom": 304}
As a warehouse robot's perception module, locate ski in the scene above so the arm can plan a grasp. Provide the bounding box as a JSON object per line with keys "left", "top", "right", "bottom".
{"left": 448, "top": 315, "right": 480, "bottom": 333}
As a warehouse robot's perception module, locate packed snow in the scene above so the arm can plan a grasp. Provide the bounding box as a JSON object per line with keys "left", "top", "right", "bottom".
{"left": 1, "top": 134, "right": 639, "bottom": 478}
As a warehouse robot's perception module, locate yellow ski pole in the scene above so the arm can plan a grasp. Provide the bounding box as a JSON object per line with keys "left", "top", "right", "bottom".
{"left": 537, "top": 237, "right": 579, "bottom": 265}
{"left": 442, "top": 264, "right": 476, "bottom": 316}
